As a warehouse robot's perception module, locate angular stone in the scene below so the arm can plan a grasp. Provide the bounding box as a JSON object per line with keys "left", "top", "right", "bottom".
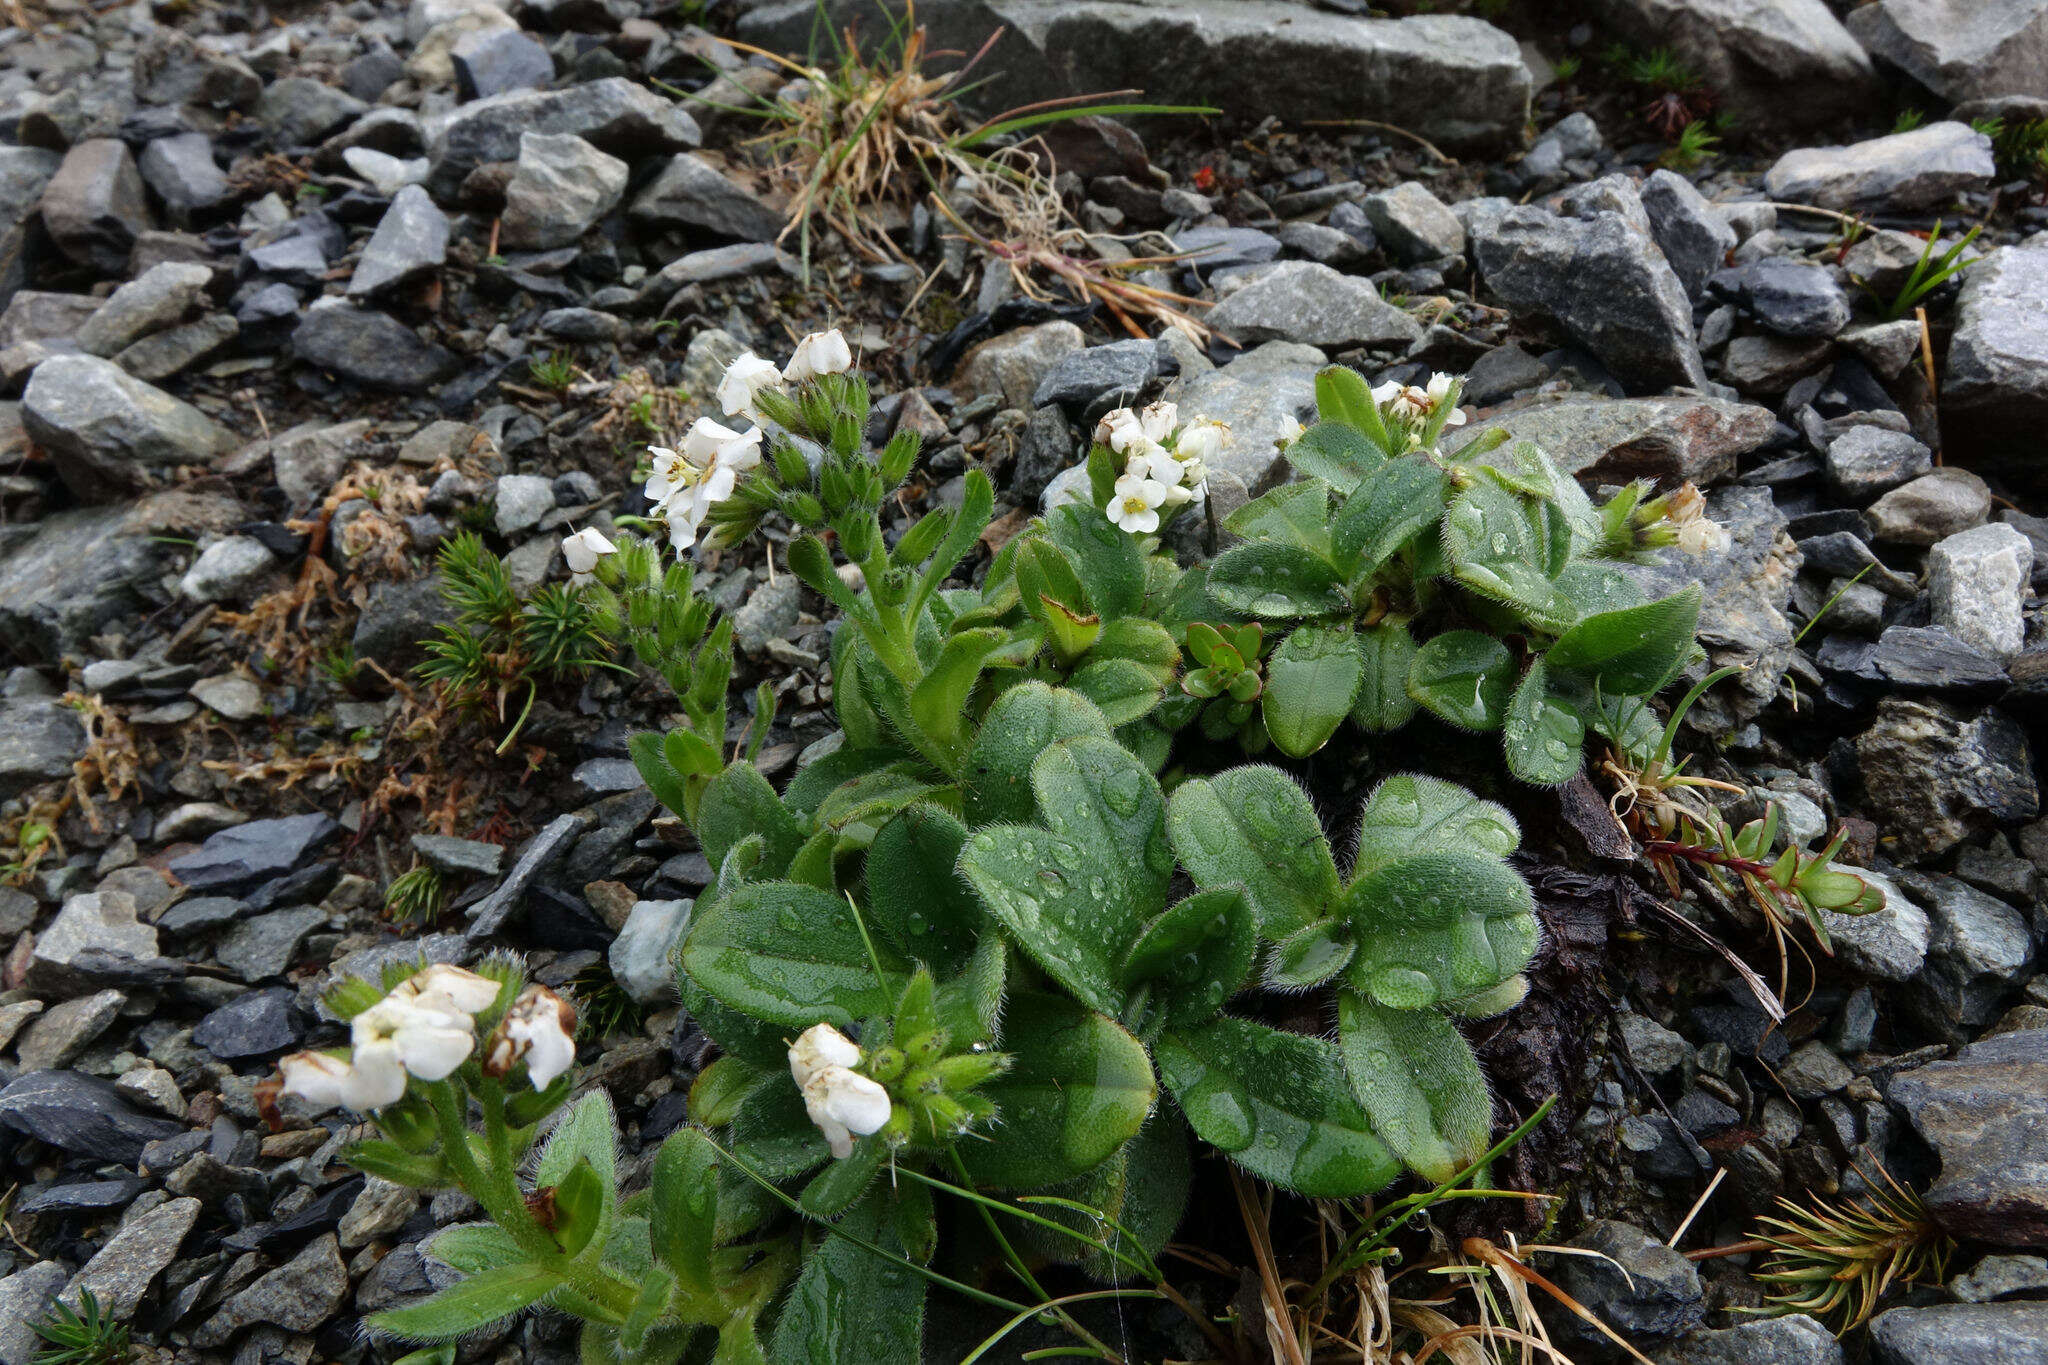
{"left": 426, "top": 76, "right": 699, "bottom": 196}
{"left": 629, "top": 151, "right": 784, "bottom": 242}
{"left": 116, "top": 312, "right": 239, "bottom": 382}
{"left": 0, "top": 1264, "right": 70, "bottom": 1365}
{"left": 26, "top": 892, "right": 159, "bottom": 997}
{"left": 1888, "top": 1028, "right": 2048, "bottom": 1244}
{"left": 0, "top": 146, "right": 63, "bottom": 228}
{"left": 38, "top": 140, "right": 151, "bottom": 275}
{"left": 256, "top": 76, "right": 369, "bottom": 148}
{"left": 955, "top": 320, "right": 1085, "bottom": 410}
{"left": 1722, "top": 334, "right": 1832, "bottom": 396}
{"left": 1945, "top": 236, "right": 2048, "bottom": 489}
{"left": 1819, "top": 869, "right": 1931, "bottom": 981}
{"left": 178, "top": 535, "right": 277, "bottom": 603}
{"left": 466, "top": 811, "right": 589, "bottom": 939}
{"left": 347, "top": 184, "right": 448, "bottom": 297}
{"left": 1871, "top": 1302, "right": 2048, "bottom": 1365}
{"left": 0, "top": 699, "right": 84, "bottom": 800}
{"left": 610, "top": 897, "right": 692, "bottom": 1004}
{"left": 1029, "top": 338, "right": 1174, "bottom": 417}
{"left": 16, "top": 990, "right": 124, "bottom": 1071}
{"left": 1826, "top": 424, "right": 1932, "bottom": 502}
{"left": 1847, "top": 0, "right": 2048, "bottom": 106}
{"left": 1207, "top": 260, "right": 1423, "bottom": 350}
{"left": 352, "top": 575, "right": 458, "bottom": 672}
{"left": 168, "top": 813, "right": 339, "bottom": 893}
{"left": 500, "top": 131, "right": 629, "bottom": 250}
{"left": 21, "top": 354, "right": 237, "bottom": 500}
{"left": 1929, "top": 523, "right": 2033, "bottom": 661}
{"left": 1360, "top": 180, "right": 1464, "bottom": 264}
{"left": 193, "top": 1233, "right": 349, "bottom": 1346}
{"left": 215, "top": 905, "right": 326, "bottom": 982}
{"left": 59, "top": 1196, "right": 200, "bottom": 1320}
{"left": 1706, "top": 259, "right": 1851, "bottom": 339}
{"left": 1451, "top": 392, "right": 1774, "bottom": 486}
{"left": 1640, "top": 167, "right": 1737, "bottom": 298}
{"left": 1949, "top": 1254, "right": 2048, "bottom": 1303}
{"left": 451, "top": 27, "right": 554, "bottom": 100}
{"left": 1473, "top": 204, "right": 1705, "bottom": 392}
{"left": 193, "top": 987, "right": 302, "bottom": 1059}
{"left": 1900, "top": 870, "right": 2035, "bottom": 1033}
{"left": 1661, "top": 1315, "right": 1842, "bottom": 1365}
{"left": 137, "top": 132, "right": 230, "bottom": 221}
{"left": 1856, "top": 698, "right": 2038, "bottom": 862}
{"left": 0, "top": 1070, "right": 183, "bottom": 1166}
{"left": 1867, "top": 467, "right": 1992, "bottom": 546}
{"left": 1542, "top": 1220, "right": 1703, "bottom": 1357}
{"left": 1764, "top": 121, "right": 1996, "bottom": 213}
{"left": 132, "top": 31, "right": 261, "bottom": 109}
{"left": 1161, "top": 340, "right": 1321, "bottom": 495}
{"left": 292, "top": 303, "right": 460, "bottom": 392}
{"left": 493, "top": 473, "right": 555, "bottom": 536}
{"left": 76, "top": 262, "right": 214, "bottom": 358}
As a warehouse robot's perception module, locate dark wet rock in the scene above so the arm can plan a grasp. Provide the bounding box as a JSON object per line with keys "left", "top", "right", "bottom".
{"left": 1764, "top": 121, "right": 1996, "bottom": 213}
{"left": 215, "top": 906, "right": 326, "bottom": 982}
{"left": 38, "top": 139, "right": 150, "bottom": 275}
{"left": 1472, "top": 204, "right": 1705, "bottom": 392}
{"left": 1639, "top": 168, "right": 1737, "bottom": 298}
{"left": 137, "top": 133, "right": 230, "bottom": 222}
{"left": 1030, "top": 338, "right": 1175, "bottom": 418}
{"left": 1451, "top": 392, "right": 1774, "bottom": 486}
{"left": 1707, "top": 260, "right": 1851, "bottom": 339}
{"left": 0, "top": 1071, "right": 184, "bottom": 1167}
{"left": 1856, "top": 698, "right": 2038, "bottom": 863}
{"left": 467, "top": 812, "right": 590, "bottom": 938}
{"left": 1662, "top": 1315, "right": 1842, "bottom": 1365}
{"left": 1897, "top": 871, "right": 2034, "bottom": 1035}
{"left": 167, "top": 813, "right": 339, "bottom": 893}
{"left": 1722, "top": 334, "right": 1833, "bottom": 396}
{"left": 1816, "top": 626, "right": 2010, "bottom": 701}
{"left": 1542, "top": 1220, "right": 1704, "bottom": 1361}
{"left": 256, "top": 77, "right": 368, "bottom": 148}
{"left": 292, "top": 303, "right": 460, "bottom": 391}
{"left": 1945, "top": 236, "right": 2048, "bottom": 491}
{"left": 1207, "top": 261, "right": 1423, "bottom": 351}
{"left": 193, "top": 987, "right": 303, "bottom": 1060}
{"left": 1870, "top": 1300, "right": 2048, "bottom": 1364}
{"left": 352, "top": 574, "right": 458, "bottom": 672}
{"left": 629, "top": 151, "right": 785, "bottom": 242}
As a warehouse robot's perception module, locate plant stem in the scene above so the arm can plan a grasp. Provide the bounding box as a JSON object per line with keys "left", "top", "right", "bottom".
{"left": 943, "top": 1151, "right": 1122, "bottom": 1363}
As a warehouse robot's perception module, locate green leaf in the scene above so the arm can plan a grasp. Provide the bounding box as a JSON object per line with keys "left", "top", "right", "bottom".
{"left": 1406, "top": 630, "right": 1514, "bottom": 731}
{"left": 956, "top": 736, "right": 1168, "bottom": 1017}
{"left": 1090, "top": 616, "right": 1181, "bottom": 679}
{"left": 1330, "top": 454, "right": 1449, "bottom": 577}
{"left": 426, "top": 1223, "right": 524, "bottom": 1276}
{"left": 1046, "top": 503, "right": 1147, "bottom": 616}
{"left": 908, "top": 628, "right": 1007, "bottom": 761}
{"left": 798, "top": 1135, "right": 885, "bottom": 1219}
{"left": 1266, "top": 920, "right": 1356, "bottom": 989}
{"left": 650, "top": 1128, "right": 721, "bottom": 1296}
{"left": 914, "top": 468, "right": 994, "bottom": 614}
{"left": 730, "top": 1073, "right": 829, "bottom": 1183}
{"left": 632, "top": 731, "right": 694, "bottom": 822}
{"left": 782, "top": 746, "right": 909, "bottom": 818}
{"left": 1442, "top": 475, "right": 1571, "bottom": 615}
{"left": 1344, "top": 853, "right": 1540, "bottom": 1008}
{"left": 536, "top": 1092, "right": 618, "bottom": 1234}
{"left": 865, "top": 805, "right": 983, "bottom": 971}
{"left": 1313, "top": 364, "right": 1395, "bottom": 453}
{"left": 1543, "top": 585, "right": 1702, "bottom": 695}
{"left": 698, "top": 764, "right": 804, "bottom": 880}
{"left": 1224, "top": 481, "right": 1332, "bottom": 553}
{"left": 1167, "top": 765, "right": 1338, "bottom": 938}
{"left": 339, "top": 1139, "right": 449, "bottom": 1189}
{"left": 959, "top": 994, "right": 1156, "bottom": 1189}
{"left": 769, "top": 1189, "right": 924, "bottom": 1365}
{"left": 1016, "top": 538, "right": 1093, "bottom": 623}
{"left": 551, "top": 1158, "right": 607, "bottom": 1257}
{"left": 1337, "top": 992, "right": 1491, "bottom": 1184}
{"left": 1285, "top": 420, "right": 1385, "bottom": 494}
{"left": 1544, "top": 560, "right": 1646, "bottom": 624}
{"left": 681, "top": 881, "right": 908, "bottom": 1031}
{"left": 1119, "top": 887, "right": 1256, "bottom": 1028}
{"left": 962, "top": 683, "right": 1112, "bottom": 826}
{"left": 1350, "top": 621, "right": 1419, "bottom": 733}
{"left": 1503, "top": 659, "right": 1586, "bottom": 786}
{"left": 1353, "top": 773, "right": 1520, "bottom": 876}
{"left": 1262, "top": 624, "right": 1363, "bottom": 758}
{"left": 1205, "top": 541, "right": 1351, "bottom": 619}
{"left": 1156, "top": 1017, "right": 1400, "bottom": 1198}
{"left": 369, "top": 1264, "right": 563, "bottom": 1343}
{"left": 1067, "top": 656, "right": 1165, "bottom": 727}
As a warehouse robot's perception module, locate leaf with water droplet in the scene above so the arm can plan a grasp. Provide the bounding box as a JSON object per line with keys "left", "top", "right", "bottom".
{"left": 1353, "top": 773, "right": 1520, "bottom": 875}
{"left": 1168, "top": 765, "right": 1339, "bottom": 938}
{"left": 680, "top": 881, "right": 909, "bottom": 1032}
{"left": 1120, "top": 887, "right": 1255, "bottom": 1027}
{"left": 1503, "top": 658, "right": 1586, "bottom": 787}
{"left": 1337, "top": 990, "right": 1492, "bottom": 1184}
{"left": 1343, "top": 852, "right": 1539, "bottom": 1007}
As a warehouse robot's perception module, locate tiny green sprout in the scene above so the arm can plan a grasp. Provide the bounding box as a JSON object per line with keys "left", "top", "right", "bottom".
{"left": 31, "top": 1289, "right": 131, "bottom": 1365}
{"left": 384, "top": 862, "right": 447, "bottom": 926}
{"left": 528, "top": 350, "right": 577, "bottom": 391}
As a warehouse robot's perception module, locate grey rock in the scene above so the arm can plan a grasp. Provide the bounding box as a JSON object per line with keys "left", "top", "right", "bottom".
{"left": 1011, "top": 404, "right": 1075, "bottom": 504}
{"left": 1848, "top": 0, "right": 2048, "bottom": 106}
{"left": 501, "top": 132, "right": 629, "bottom": 250}
{"left": 264, "top": 419, "right": 372, "bottom": 510}
{"left": 1868, "top": 467, "right": 1993, "bottom": 546}
{"left": 1929, "top": 523, "right": 2032, "bottom": 661}
{"left": 132, "top": 30, "right": 261, "bottom": 109}
{"left": 0, "top": 147, "right": 62, "bottom": 229}
{"left": 137, "top": 133, "right": 230, "bottom": 221}
{"left": 1273, "top": 221, "right": 1370, "bottom": 268}
{"left": 411, "top": 834, "right": 504, "bottom": 877}
{"left": 451, "top": 28, "right": 554, "bottom": 99}
{"left": 635, "top": 243, "right": 793, "bottom": 309}
{"left": 16, "top": 990, "right": 124, "bottom": 1071}
{"left": 1899, "top": 870, "right": 2034, "bottom": 1033}
{"left": 1856, "top": 698, "right": 2038, "bottom": 862}
{"left": 1472, "top": 204, "right": 1705, "bottom": 392}
{"left": 215, "top": 906, "right": 326, "bottom": 982}
{"left": 59, "top": 1197, "right": 200, "bottom": 1320}
{"left": 539, "top": 307, "right": 627, "bottom": 343}
{"left": 26, "top": 892, "right": 158, "bottom": 997}
{"left": 1706, "top": 259, "right": 1851, "bottom": 339}
{"left": 1585, "top": 0, "right": 1877, "bottom": 131}
{"left": 1778, "top": 1040, "right": 1853, "bottom": 1097}
{"left": 1722, "top": 334, "right": 1832, "bottom": 396}
{"left": 1871, "top": 1302, "right": 2048, "bottom": 1364}
{"left": 256, "top": 77, "right": 368, "bottom": 148}
{"left": 1640, "top": 168, "right": 1737, "bottom": 297}
{"left": 630, "top": 151, "right": 784, "bottom": 241}
{"left": 38, "top": 140, "right": 151, "bottom": 275}
{"left": 193, "top": 1233, "right": 349, "bottom": 1346}
{"left": 1764, "top": 121, "right": 1996, "bottom": 213}
{"left": 21, "top": 354, "right": 236, "bottom": 500}
{"left": 734, "top": 574, "right": 802, "bottom": 657}
{"left": 1449, "top": 392, "right": 1774, "bottom": 486}
{"left": 1543, "top": 1219, "right": 1703, "bottom": 1360}
{"left": 427, "top": 76, "right": 699, "bottom": 196}
{"left": 1842, "top": 318, "right": 1926, "bottom": 379}
{"left": 609, "top": 897, "right": 692, "bottom": 1004}
{"left": 0, "top": 700, "right": 83, "bottom": 800}
{"left": 1617, "top": 1011, "right": 1689, "bottom": 1073}
{"left": 339, "top": 1177, "right": 418, "bottom": 1249}
{"left": 1950, "top": 1254, "right": 2048, "bottom": 1303}
{"left": 353, "top": 575, "right": 458, "bottom": 672}
{"left": 1887, "top": 1030, "right": 2048, "bottom": 1244}
{"left": 1827, "top": 425, "right": 1932, "bottom": 502}
{"left": 1559, "top": 173, "right": 1654, "bottom": 238}
{"left": 1030, "top": 338, "right": 1173, "bottom": 417}
{"left": 178, "top": 535, "right": 277, "bottom": 602}
{"left": 956, "top": 320, "right": 1085, "bottom": 409}
{"left": 347, "top": 185, "right": 448, "bottom": 298}
{"left": 738, "top": 3, "right": 1529, "bottom": 153}
{"left": 76, "top": 262, "right": 213, "bottom": 358}
{"left": 193, "top": 987, "right": 302, "bottom": 1060}
{"left": 1661, "top": 1315, "right": 1843, "bottom": 1365}
{"left": 0, "top": 497, "right": 222, "bottom": 664}
{"left": 467, "top": 811, "right": 590, "bottom": 938}
{"left": 1207, "top": 260, "right": 1423, "bottom": 350}
{"left": 1945, "top": 236, "right": 2048, "bottom": 488}
{"left": 0, "top": 1070, "right": 183, "bottom": 1166}
{"left": 117, "top": 313, "right": 239, "bottom": 381}
{"left": 1161, "top": 340, "right": 1322, "bottom": 494}
{"left": 1171, "top": 225, "right": 1283, "bottom": 279}
{"left": 292, "top": 303, "right": 460, "bottom": 391}
{"left": 244, "top": 231, "right": 331, "bottom": 285}
{"left": 0, "top": 1263, "right": 69, "bottom": 1365}
{"left": 1361, "top": 181, "right": 1464, "bottom": 264}
{"left": 167, "top": 813, "right": 338, "bottom": 893}
{"left": 493, "top": 473, "right": 556, "bottom": 536}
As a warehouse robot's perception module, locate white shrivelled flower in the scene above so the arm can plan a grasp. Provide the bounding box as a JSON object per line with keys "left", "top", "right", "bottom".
{"left": 278, "top": 1048, "right": 407, "bottom": 1112}
{"left": 1174, "top": 418, "right": 1226, "bottom": 469}
{"left": 483, "top": 984, "right": 579, "bottom": 1090}
{"left": 788, "top": 1022, "right": 862, "bottom": 1088}
{"left": 1138, "top": 401, "right": 1177, "bottom": 444}
{"left": 390, "top": 963, "right": 503, "bottom": 1018}
{"left": 802, "top": 1065, "right": 892, "bottom": 1159}
{"left": 1109, "top": 472, "right": 1168, "bottom": 535}
{"left": 783, "top": 328, "right": 853, "bottom": 382}
{"left": 561, "top": 527, "right": 616, "bottom": 578}
{"left": 718, "top": 352, "right": 783, "bottom": 417}
{"left": 353, "top": 996, "right": 476, "bottom": 1083}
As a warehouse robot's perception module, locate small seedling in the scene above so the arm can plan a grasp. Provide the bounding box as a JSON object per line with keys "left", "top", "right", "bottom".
{"left": 384, "top": 862, "right": 447, "bottom": 926}
{"left": 528, "top": 351, "right": 577, "bottom": 391}
{"left": 31, "top": 1290, "right": 131, "bottom": 1365}
{"left": 1863, "top": 219, "right": 1983, "bottom": 321}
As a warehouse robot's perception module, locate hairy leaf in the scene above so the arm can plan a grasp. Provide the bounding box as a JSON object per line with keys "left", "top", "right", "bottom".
{"left": 1344, "top": 853, "right": 1540, "bottom": 1008}
{"left": 681, "top": 881, "right": 908, "bottom": 1030}
{"left": 1349, "top": 621, "right": 1419, "bottom": 732}
{"left": 1544, "top": 585, "right": 1702, "bottom": 695}
{"left": 369, "top": 1264, "right": 563, "bottom": 1343}
{"left": 865, "top": 804, "right": 983, "bottom": 971}
{"left": 1262, "top": 624, "right": 1363, "bottom": 758}
{"left": 1337, "top": 991, "right": 1491, "bottom": 1183}
{"left": 1407, "top": 630, "right": 1514, "bottom": 731}
{"left": 1224, "top": 481, "right": 1332, "bottom": 553}
{"left": 1503, "top": 659, "right": 1586, "bottom": 786}
{"left": 1205, "top": 541, "right": 1351, "bottom": 619}
{"left": 1331, "top": 454, "right": 1450, "bottom": 577}
{"left": 962, "top": 683, "right": 1112, "bottom": 826}
{"left": 1353, "top": 773, "right": 1520, "bottom": 876}
{"left": 959, "top": 993, "right": 1156, "bottom": 1189}
{"left": 1168, "top": 765, "right": 1339, "bottom": 938}
{"left": 1119, "top": 887, "right": 1256, "bottom": 1028}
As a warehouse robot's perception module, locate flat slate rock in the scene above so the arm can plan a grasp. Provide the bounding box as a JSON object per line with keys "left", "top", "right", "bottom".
{"left": 0, "top": 1070, "right": 184, "bottom": 1166}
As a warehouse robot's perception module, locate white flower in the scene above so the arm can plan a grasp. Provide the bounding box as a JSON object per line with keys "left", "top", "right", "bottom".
{"left": 1426, "top": 373, "right": 1468, "bottom": 428}
{"left": 277, "top": 1049, "right": 408, "bottom": 1113}
{"left": 1174, "top": 418, "right": 1226, "bottom": 468}
{"left": 1094, "top": 407, "right": 1135, "bottom": 447}
{"left": 682, "top": 417, "right": 754, "bottom": 465}
{"left": 1138, "top": 401, "right": 1178, "bottom": 444}
{"left": 1160, "top": 480, "right": 1196, "bottom": 508}
{"left": 1109, "top": 472, "right": 1168, "bottom": 535}
{"left": 483, "top": 985, "right": 579, "bottom": 1089}
{"left": 802, "top": 1065, "right": 892, "bottom": 1158}
{"left": 718, "top": 352, "right": 783, "bottom": 417}
{"left": 353, "top": 997, "right": 476, "bottom": 1083}
{"left": 668, "top": 501, "right": 708, "bottom": 552}
{"left": 391, "top": 963, "right": 503, "bottom": 1018}
{"left": 1676, "top": 518, "right": 1731, "bottom": 555}
{"left": 645, "top": 447, "right": 691, "bottom": 507}
{"left": 1135, "top": 445, "right": 1185, "bottom": 487}
{"left": 789, "top": 1023, "right": 862, "bottom": 1088}
{"left": 783, "top": 328, "right": 853, "bottom": 382}
{"left": 1372, "top": 379, "right": 1403, "bottom": 406}
{"left": 561, "top": 528, "right": 616, "bottom": 578}
{"left": 1277, "top": 415, "right": 1306, "bottom": 447}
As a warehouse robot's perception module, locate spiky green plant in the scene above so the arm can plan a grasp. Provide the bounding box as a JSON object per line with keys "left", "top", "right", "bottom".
{"left": 1861, "top": 220, "right": 1982, "bottom": 321}
{"left": 528, "top": 351, "right": 577, "bottom": 391}
{"left": 1747, "top": 1165, "right": 1953, "bottom": 1330}
{"left": 31, "top": 1291, "right": 130, "bottom": 1365}
{"left": 385, "top": 862, "right": 448, "bottom": 926}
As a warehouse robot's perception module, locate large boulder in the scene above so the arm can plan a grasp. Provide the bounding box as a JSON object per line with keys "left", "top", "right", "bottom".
{"left": 1585, "top": 0, "right": 1880, "bottom": 130}
{"left": 1944, "top": 235, "right": 2048, "bottom": 491}
{"left": 21, "top": 354, "right": 238, "bottom": 500}
{"left": 736, "top": 1, "right": 1531, "bottom": 152}
{"left": 1848, "top": 0, "right": 2048, "bottom": 105}
{"left": 1764, "top": 122, "right": 1996, "bottom": 213}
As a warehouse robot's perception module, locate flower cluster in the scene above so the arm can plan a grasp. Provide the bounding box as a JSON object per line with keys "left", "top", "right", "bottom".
{"left": 275, "top": 966, "right": 575, "bottom": 1114}
{"left": 635, "top": 329, "right": 854, "bottom": 553}
{"left": 787, "top": 1023, "right": 891, "bottom": 1159}
{"left": 1373, "top": 374, "right": 1467, "bottom": 446}
{"left": 1094, "top": 401, "right": 1225, "bottom": 535}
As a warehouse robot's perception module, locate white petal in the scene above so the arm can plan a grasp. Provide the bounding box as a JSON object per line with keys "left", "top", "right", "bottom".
{"left": 278, "top": 1052, "right": 353, "bottom": 1109}
{"left": 1140, "top": 401, "right": 1177, "bottom": 442}
{"left": 819, "top": 1068, "right": 892, "bottom": 1136}
{"left": 338, "top": 1049, "right": 410, "bottom": 1110}
{"left": 395, "top": 1019, "right": 475, "bottom": 1080}
{"left": 402, "top": 964, "right": 503, "bottom": 1017}
{"left": 683, "top": 417, "right": 746, "bottom": 463}
{"left": 789, "top": 1023, "right": 861, "bottom": 1086}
